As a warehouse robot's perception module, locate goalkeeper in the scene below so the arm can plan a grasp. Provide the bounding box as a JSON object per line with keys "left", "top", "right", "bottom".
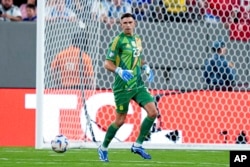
{"left": 98, "top": 13, "right": 158, "bottom": 162}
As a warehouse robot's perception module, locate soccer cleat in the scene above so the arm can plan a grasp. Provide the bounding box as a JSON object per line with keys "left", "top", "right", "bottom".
{"left": 131, "top": 144, "right": 151, "bottom": 159}
{"left": 98, "top": 146, "right": 109, "bottom": 162}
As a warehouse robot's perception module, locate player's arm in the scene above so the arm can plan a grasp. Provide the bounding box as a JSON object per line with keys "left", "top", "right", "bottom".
{"left": 51, "top": 55, "right": 58, "bottom": 72}
{"left": 84, "top": 53, "right": 95, "bottom": 86}
{"left": 104, "top": 59, "right": 117, "bottom": 73}
{"left": 50, "top": 55, "right": 61, "bottom": 87}
{"left": 1, "top": 13, "right": 22, "bottom": 21}
{"left": 105, "top": 37, "right": 133, "bottom": 82}
{"left": 104, "top": 59, "right": 134, "bottom": 82}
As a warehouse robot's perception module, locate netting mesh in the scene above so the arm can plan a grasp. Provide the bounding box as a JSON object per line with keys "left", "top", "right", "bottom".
{"left": 38, "top": 0, "right": 250, "bottom": 148}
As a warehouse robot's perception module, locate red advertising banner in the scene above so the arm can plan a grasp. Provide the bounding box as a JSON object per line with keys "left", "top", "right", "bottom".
{"left": 0, "top": 89, "right": 249, "bottom": 146}
{"left": 0, "top": 89, "right": 35, "bottom": 146}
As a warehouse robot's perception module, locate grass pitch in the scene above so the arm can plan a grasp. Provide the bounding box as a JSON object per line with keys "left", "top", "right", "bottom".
{"left": 0, "top": 147, "right": 229, "bottom": 167}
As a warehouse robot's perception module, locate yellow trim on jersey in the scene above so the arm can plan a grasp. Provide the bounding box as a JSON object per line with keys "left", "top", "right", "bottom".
{"left": 111, "top": 36, "right": 120, "bottom": 51}
{"left": 115, "top": 56, "right": 120, "bottom": 67}
{"left": 131, "top": 37, "right": 142, "bottom": 70}
{"left": 135, "top": 37, "right": 142, "bottom": 52}
{"left": 131, "top": 56, "right": 138, "bottom": 70}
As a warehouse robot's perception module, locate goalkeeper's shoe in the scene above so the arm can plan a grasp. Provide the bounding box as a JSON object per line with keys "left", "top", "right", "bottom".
{"left": 98, "top": 146, "right": 109, "bottom": 162}
{"left": 131, "top": 144, "right": 151, "bottom": 159}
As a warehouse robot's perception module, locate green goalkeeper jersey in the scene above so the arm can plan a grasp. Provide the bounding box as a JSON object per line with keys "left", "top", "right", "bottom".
{"left": 106, "top": 32, "right": 145, "bottom": 92}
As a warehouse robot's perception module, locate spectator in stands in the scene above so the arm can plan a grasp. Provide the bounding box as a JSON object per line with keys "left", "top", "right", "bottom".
{"left": 228, "top": 6, "right": 240, "bottom": 24}
{"left": 229, "top": 6, "right": 250, "bottom": 41}
{"left": 20, "top": 0, "right": 36, "bottom": 19}
{"left": 91, "top": 0, "right": 110, "bottom": 21}
{"left": 204, "top": 0, "right": 239, "bottom": 23}
{"left": 131, "top": 0, "right": 151, "bottom": 21}
{"left": 186, "top": 0, "right": 205, "bottom": 22}
{"left": 147, "top": 0, "right": 167, "bottom": 22}
{"left": 65, "top": 0, "right": 86, "bottom": 19}
{"left": 45, "top": 0, "right": 77, "bottom": 22}
{"left": 50, "top": 32, "right": 95, "bottom": 89}
{"left": 65, "top": 0, "right": 81, "bottom": 11}
{"left": 101, "top": 0, "right": 132, "bottom": 27}
{"left": 23, "top": 4, "right": 36, "bottom": 21}
{"left": 238, "top": 6, "right": 250, "bottom": 25}
{"left": 203, "top": 40, "right": 236, "bottom": 91}
{"left": 163, "top": 0, "right": 187, "bottom": 22}
{"left": 223, "top": 6, "right": 240, "bottom": 29}
{"left": 69, "top": 0, "right": 92, "bottom": 22}
{"left": 0, "top": 0, "right": 22, "bottom": 21}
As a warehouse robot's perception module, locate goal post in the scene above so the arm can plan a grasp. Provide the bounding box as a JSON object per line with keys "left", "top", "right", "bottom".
{"left": 36, "top": 0, "right": 45, "bottom": 149}
{"left": 36, "top": 0, "right": 250, "bottom": 150}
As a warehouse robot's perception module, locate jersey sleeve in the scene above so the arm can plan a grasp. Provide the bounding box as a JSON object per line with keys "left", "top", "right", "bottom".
{"left": 83, "top": 53, "right": 94, "bottom": 77}
{"left": 105, "top": 36, "right": 120, "bottom": 62}
{"left": 83, "top": 53, "right": 95, "bottom": 86}
{"left": 51, "top": 53, "right": 60, "bottom": 70}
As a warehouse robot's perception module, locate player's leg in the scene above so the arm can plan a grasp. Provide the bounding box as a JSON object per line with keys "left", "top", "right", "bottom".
{"left": 98, "top": 90, "right": 132, "bottom": 162}
{"left": 101, "top": 112, "right": 127, "bottom": 148}
{"left": 131, "top": 87, "right": 158, "bottom": 159}
{"left": 136, "top": 101, "right": 158, "bottom": 144}
{"left": 98, "top": 112, "right": 127, "bottom": 162}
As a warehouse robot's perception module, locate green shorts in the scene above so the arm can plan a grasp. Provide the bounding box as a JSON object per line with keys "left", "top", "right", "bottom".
{"left": 114, "top": 87, "right": 154, "bottom": 113}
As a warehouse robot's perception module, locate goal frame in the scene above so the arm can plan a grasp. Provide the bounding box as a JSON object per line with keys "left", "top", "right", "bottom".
{"left": 36, "top": 0, "right": 250, "bottom": 150}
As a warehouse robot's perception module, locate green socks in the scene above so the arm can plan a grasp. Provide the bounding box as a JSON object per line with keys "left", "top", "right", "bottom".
{"left": 136, "top": 116, "right": 155, "bottom": 144}
{"left": 102, "top": 123, "right": 119, "bottom": 148}
{"left": 102, "top": 116, "right": 155, "bottom": 148}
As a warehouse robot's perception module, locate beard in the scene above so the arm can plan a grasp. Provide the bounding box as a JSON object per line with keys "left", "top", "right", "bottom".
{"left": 3, "top": 5, "right": 12, "bottom": 11}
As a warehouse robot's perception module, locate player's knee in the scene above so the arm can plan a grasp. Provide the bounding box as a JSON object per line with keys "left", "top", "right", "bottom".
{"left": 114, "top": 121, "right": 124, "bottom": 127}
{"left": 114, "top": 118, "right": 126, "bottom": 127}
{"left": 114, "top": 113, "right": 127, "bottom": 127}
{"left": 148, "top": 108, "right": 158, "bottom": 119}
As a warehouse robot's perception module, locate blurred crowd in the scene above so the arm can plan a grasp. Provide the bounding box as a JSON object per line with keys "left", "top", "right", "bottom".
{"left": 0, "top": 0, "right": 249, "bottom": 40}
{"left": 1, "top": 0, "right": 250, "bottom": 23}
{"left": 0, "top": 0, "right": 36, "bottom": 21}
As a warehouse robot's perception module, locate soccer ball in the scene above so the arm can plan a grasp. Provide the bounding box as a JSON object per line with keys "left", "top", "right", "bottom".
{"left": 51, "top": 134, "right": 69, "bottom": 153}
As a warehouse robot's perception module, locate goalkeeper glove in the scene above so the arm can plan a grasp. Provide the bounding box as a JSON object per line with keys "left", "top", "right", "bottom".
{"left": 142, "top": 64, "right": 154, "bottom": 82}
{"left": 115, "top": 67, "right": 134, "bottom": 82}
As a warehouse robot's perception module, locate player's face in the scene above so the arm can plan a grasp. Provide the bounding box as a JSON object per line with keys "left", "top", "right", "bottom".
{"left": 120, "top": 17, "right": 136, "bottom": 36}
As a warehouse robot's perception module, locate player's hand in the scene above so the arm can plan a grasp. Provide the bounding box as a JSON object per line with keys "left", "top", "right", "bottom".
{"left": 142, "top": 64, "right": 154, "bottom": 82}
{"left": 115, "top": 67, "right": 134, "bottom": 82}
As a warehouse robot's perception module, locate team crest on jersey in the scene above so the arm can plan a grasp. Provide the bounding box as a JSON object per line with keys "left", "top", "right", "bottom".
{"left": 109, "top": 52, "right": 114, "bottom": 57}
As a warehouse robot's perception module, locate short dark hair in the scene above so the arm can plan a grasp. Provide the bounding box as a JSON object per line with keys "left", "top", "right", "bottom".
{"left": 26, "top": 4, "right": 36, "bottom": 10}
{"left": 120, "top": 13, "right": 135, "bottom": 20}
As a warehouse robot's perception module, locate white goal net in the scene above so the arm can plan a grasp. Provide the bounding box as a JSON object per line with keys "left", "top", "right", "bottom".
{"left": 36, "top": 0, "right": 250, "bottom": 150}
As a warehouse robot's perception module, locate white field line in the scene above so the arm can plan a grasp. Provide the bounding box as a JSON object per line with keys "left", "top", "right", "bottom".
{"left": 0, "top": 158, "right": 228, "bottom": 166}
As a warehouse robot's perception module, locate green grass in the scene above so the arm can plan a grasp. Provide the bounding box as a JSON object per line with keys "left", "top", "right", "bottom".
{"left": 0, "top": 147, "right": 229, "bottom": 167}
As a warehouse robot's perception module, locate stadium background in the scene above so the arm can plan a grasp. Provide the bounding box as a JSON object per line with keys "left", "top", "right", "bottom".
{"left": 0, "top": 19, "right": 249, "bottom": 146}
